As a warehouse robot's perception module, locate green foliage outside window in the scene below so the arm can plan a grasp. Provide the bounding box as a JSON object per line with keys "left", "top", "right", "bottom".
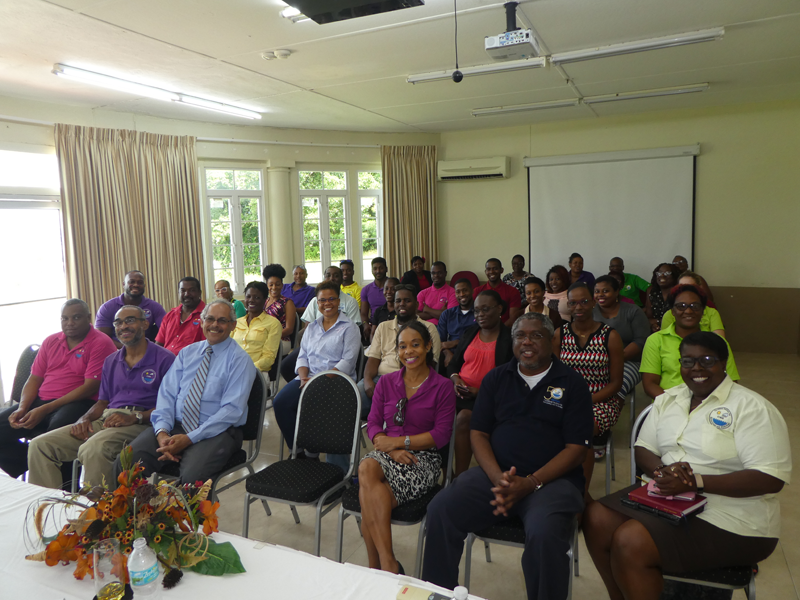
{"left": 358, "top": 171, "right": 382, "bottom": 190}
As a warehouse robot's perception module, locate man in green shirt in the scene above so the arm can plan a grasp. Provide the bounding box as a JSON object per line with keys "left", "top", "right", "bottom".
{"left": 609, "top": 257, "right": 649, "bottom": 307}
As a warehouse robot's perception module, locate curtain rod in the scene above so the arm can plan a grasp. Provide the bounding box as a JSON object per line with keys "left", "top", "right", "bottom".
{"left": 197, "top": 137, "right": 380, "bottom": 148}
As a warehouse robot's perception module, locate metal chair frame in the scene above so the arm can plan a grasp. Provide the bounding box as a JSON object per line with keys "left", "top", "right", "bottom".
{"left": 242, "top": 370, "right": 362, "bottom": 557}
{"left": 593, "top": 429, "right": 616, "bottom": 496}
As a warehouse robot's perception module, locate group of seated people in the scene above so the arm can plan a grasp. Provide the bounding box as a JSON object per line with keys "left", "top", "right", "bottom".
{"left": 0, "top": 252, "right": 790, "bottom": 600}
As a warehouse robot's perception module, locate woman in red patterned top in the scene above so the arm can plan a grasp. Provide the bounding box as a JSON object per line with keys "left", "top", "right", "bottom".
{"left": 553, "top": 282, "right": 623, "bottom": 498}
{"left": 262, "top": 263, "right": 297, "bottom": 355}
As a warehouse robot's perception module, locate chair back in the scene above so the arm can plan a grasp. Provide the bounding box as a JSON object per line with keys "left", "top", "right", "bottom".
{"left": 265, "top": 340, "right": 284, "bottom": 398}
{"left": 630, "top": 404, "right": 653, "bottom": 485}
{"left": 242, "top": 370, "right": 268, "bottom": 442}
{"left": 290, "top": 316, "right": 301, "bottom": 348}
{"left": 449, "top": 270, "right": 480, "bottom": 290}
{"left": 11, "top": 344, "right": 40, "bottom": 403}
{"left": 294, "top": 371, "right": 361, "bottom": 460}
{"left": 355, "top": 344, "right": 366, "bottom": 381}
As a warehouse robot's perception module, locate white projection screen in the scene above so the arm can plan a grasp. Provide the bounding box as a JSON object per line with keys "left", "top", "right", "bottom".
{"left": 525, "top": 146, "right": 697, "bottom": 284}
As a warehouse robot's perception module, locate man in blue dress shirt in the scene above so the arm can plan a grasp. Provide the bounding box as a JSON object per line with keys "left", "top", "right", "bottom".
{"left": 437, "top": 278, "right": 476, "bottom": 368}
{"left": 114, "top": 299, "right": 257, "bottom": 484}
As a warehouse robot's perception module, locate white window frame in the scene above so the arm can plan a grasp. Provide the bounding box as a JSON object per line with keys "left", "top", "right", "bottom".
{"left": 298, "top": 171, "right": 350, "bottom": 284}
{"left": 357, "top": 186, "right": 383, "bottom": 282}
{"left": 203, "top": 167, "right": 267, "bottom": 294}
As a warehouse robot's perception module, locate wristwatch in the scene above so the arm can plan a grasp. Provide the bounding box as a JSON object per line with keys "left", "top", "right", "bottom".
{"left": 135, "top": 412, "right": 144, "bottom": 425}
{"left": 404, "top": 436, "right": 411, "bottom": 451}
{"left": 694, "top": 473, "right": 704, "bottom": 494}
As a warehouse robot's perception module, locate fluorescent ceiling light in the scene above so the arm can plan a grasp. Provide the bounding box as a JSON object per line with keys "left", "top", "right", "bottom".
{"left": 52, "top": 63, "right": 261, "bottom": 119}
{"left": 551, "top": 27, "right": 724, "bottom": 65}
{"left": 176, "top": 95, "right": 262, "bottom": 119}
{"left": 52, "top": 64, "right": 179, "bottom": 102}
{"left": 472, "top": 99, "right": 579, "bottom": 117}
{"left": 584, "top": 83, "right": 709, "bottom": 104}
{"left": 408, "top": 57, "right": 546, "bottom": 84}
{"left": 280, "top": 6, "right": 301, "bottom": 17}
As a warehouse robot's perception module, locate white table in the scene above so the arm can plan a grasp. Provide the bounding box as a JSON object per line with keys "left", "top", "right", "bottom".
{"left": 0, "top": 476, "right": 482, "bottom": 600}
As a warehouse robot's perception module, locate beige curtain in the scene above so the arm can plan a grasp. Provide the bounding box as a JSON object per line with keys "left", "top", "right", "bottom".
{"left": 381, "top": 145, "right": 438, "bottom": 278}
{"left": 55, "top": 124, "right": 204, "bottom": 315}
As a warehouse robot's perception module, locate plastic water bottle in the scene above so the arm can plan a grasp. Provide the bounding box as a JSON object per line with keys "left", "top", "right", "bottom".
{"left": 128, "top": 538, "right": 162, "bottom": 599}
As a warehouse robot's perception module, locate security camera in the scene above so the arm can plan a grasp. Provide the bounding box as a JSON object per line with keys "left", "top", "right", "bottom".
{"left": 452, "top": 70, "right": 463, "bottom": 83}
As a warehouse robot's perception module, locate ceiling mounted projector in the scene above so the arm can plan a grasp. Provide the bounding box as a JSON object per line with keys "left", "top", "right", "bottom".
{"left": 281, "top": 0, "right": 424, "bottom": 24}
{"left": 485, "top": 2, "right": 540, "bottom": 61}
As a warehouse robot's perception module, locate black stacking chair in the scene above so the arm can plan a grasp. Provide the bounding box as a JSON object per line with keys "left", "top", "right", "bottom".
{"left": 242, "top": 370, "right": 361, "bottom": 557}
{"left": 335, "top": 414, "right": 458, "bottom": 577}
{"left": 629, "top": 404, "right": 757, "bottom": 599}
{"left": 10, "top": 344, "right": 40, "bottom": 402}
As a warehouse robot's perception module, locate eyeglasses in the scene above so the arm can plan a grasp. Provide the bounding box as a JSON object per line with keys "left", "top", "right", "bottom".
{"left": 113, "top": 317, "right": 146, "bottom": 327}
{"left": 214, "top": 287, "right": 230, "bottom": 293}
{"left": 317, "top": 297, "right": 339, "bottom": 305}
{"left": 394, "top": 397, "right": 408, "bottom": 426}
{"left": 658, "top": 270, "right": 674, "bottom": 276}
{"left": 203, "top": 317, "right": 234, "bottom": 325}
{"left": 673, "top": 302, "right": 703, "bottom": 312}
{"left": 567, "top": 298, "right": 592, "bottom": 308}
{"left": 473, "top": 304, "right": 500, "bottom": 315}
{"left": 679, "top": 356, "right": 720, "bottom": 369}
{"left": 513, "top": 332, "right": 546, "bottom": 342}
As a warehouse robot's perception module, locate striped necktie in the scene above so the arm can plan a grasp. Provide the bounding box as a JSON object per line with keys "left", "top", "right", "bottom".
{"left": 181, "top": 346, "right": 213, "bottom": 432}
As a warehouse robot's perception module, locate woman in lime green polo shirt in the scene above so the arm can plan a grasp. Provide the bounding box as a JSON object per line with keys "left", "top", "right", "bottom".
{"left": 661, "top": 271, "right": 725, "bottom": 337}
{"left": 640, "top": 284, "right": 738, "bottom": 399}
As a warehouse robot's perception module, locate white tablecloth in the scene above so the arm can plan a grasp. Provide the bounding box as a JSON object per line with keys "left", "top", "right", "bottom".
{"left": 0, "top": 476, "right": 482, "bottom": 600}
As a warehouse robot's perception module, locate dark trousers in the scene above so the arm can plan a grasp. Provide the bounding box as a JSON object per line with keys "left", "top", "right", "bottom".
{"left": 0, "top": 397, "right": 94, "bottom": 479}
{"left": 112, "top": 423, "right": 243, "bottom": 484}
{"left": 422, "top": 466, "right": 584, "bottom": 600}
{"left": 280, "top": 347, "right": 300, "bottom": 383}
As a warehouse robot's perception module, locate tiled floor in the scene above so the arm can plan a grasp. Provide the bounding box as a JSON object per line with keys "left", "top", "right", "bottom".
{"left": 214, "top": 352, "right": 800, "bottom": 600}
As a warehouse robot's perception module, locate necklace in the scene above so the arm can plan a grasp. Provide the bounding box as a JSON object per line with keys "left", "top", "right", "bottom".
{"left": 406, "top": 373, "right": 429, "bottom": 390}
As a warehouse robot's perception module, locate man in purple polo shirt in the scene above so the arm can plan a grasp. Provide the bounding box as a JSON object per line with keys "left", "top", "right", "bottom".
{"left": 281, "top": 265, "right": 317, "bottom": 314}
{"left": 0, "top": 299, "right": 117, "bottom": 480}
{"left": 28, "top": 305, "right": 175, "bottom": 489}
{"left": 95, "top": 270, "right": 166, "bottom": 347}
{"left": 360, "top": 256, "right": 389, "bottom": 326}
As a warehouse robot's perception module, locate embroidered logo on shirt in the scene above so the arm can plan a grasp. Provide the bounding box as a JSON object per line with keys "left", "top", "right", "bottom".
{"left": 708, "top": 407, "right": 733, "bottom": 430}
{"left": 192, "top": 319, "right": 201, "bottom": 326}
{"left": 543, "top": 386, "right": 564, "bottom": 408}
{"left": 142, "top": 369, "right": 157, "bottom": 384}
{"left": 75, "top": 349, "right": 84, "bottom": 359}
{"left": 143, "top": 309, "right": 152, "bottom": 319}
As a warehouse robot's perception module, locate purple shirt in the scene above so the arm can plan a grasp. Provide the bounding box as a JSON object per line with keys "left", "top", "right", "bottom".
{"left": 95, "top": 294, "right": 167, "bottom": 342}
{"left": 367, "top": 367, "right": 456, "bottom": 450}
{"left": 361, "top": 281, "right": 388, "bottom": 319}
{"left": 98, "top": 340, "right": 176, "bottom": 410}
{"left": 281, "top": 283, "right": 317, "bottom": 309}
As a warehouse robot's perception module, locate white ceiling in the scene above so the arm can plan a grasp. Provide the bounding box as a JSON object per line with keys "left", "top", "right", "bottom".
{"left": 1, "top": 0, "right": 799, "bottom": 132}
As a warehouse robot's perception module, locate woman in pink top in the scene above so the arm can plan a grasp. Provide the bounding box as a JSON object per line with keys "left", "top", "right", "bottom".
{"left": 447, "top": 290, "right": 514, "bottom": 476}
{"left": 359, "top": 321, "right": 456, "bottom": 575}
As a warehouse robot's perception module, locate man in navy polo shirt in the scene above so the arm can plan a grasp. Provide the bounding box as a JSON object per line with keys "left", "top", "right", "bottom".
{"left": 95, "top": 270, "right": 166, "bottom": 347}
{"left": 28, "top": 305, "right": 175, "bottom": 489}
{"left": 422, "top": 312, "right": 593, "bottom": 600}
{"left": 437, "top": 278, "right": 476, "bottom": 367}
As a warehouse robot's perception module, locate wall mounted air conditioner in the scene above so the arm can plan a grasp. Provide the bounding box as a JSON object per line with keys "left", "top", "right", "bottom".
{"left": 437, "top": 156, "right": 509, "bottom": 181}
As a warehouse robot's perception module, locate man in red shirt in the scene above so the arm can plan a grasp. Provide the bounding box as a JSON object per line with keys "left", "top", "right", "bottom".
{"left": 473, "top": 258, "right": 523, "bottom": 326}
{"left": 155, "top": 277, "right": 206, "bottom": 355}
{"left": 0, "top": 299, "right": 117, "bottom": 479}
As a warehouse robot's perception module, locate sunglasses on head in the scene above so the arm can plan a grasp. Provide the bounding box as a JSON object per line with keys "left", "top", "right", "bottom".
{"left": 394, "top": 397, "right": 408, "bottom": 426}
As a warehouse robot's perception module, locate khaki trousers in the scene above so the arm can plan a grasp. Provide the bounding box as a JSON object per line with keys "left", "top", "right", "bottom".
{"left": 28, "top": 409, "right": 149, "bottom": 489}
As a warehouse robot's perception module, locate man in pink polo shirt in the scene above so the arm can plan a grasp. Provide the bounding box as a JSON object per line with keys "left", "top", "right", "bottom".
{"left": 155, "top": 276, "right": 206, "bottom": 355}
{"left": 417, "top": 261, "right": 457, "bottom": 327}
{"left": 0, "top": 299, "right": 117, "bottom": 480}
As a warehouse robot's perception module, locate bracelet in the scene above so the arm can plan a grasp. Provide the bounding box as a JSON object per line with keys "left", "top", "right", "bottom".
{"left": 526, "top": 474, "right": 544, "bottom": 491}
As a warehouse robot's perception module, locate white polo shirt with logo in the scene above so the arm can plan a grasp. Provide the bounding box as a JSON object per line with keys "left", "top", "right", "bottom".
{"left": 636, "top": 376, "right": 791, "bottom": 538}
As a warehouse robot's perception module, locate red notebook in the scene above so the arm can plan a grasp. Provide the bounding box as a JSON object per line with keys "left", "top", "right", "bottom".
{"left": 625, "top": 484, "right": 708, "bottom": 521}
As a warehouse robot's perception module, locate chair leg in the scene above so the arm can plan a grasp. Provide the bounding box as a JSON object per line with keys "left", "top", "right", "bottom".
{"left": 290, "top": 505, "right": 300, "bottom": 524}
{"left": 260, "top": 499, "right": 272, "bottom": 517}
{"left": 610, "top": 435, "right": 616, "bottom": 481}
{"left": 746, "top": 569, "right": 756, "bottom": 600}
{"left": 605, "top": 435, "right": 612, "bottom": 497}
{"left": 413, "top": 515, "right": 426, "bottom": 578}
{"left": 574, "top": 519, "right": 580, "bottom": 577}
{"left": 356, "top": 516, "right": 362, "bottom": 537}
{"left": 314, "top": 499, "right": 324, "bottom": 557}
{"left": 242, "top": 493, "right": 252, "bottom": 537}
{"left": 360, "top": 427, "right": 367, "bottom": 449}
{"left": 71, "top": 459, "right": 81, "bottom": 494}
{"left": 484, "top": 541, "right": 492, "bottom": 563}
{"left": 464, "top": 533, "right": 475, "bottom": 589}
{"left": 336, "top": 506, "right": 346, "bottom": 563}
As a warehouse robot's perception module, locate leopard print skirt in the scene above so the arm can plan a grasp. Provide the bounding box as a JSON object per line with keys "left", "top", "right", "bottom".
{"left": 360, "top": 449, "right": 442, "bottom": 506}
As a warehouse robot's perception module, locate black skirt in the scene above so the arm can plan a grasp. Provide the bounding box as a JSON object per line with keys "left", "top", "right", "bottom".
{"left": 598, "top": 484, "right": 778, "bottom": 573}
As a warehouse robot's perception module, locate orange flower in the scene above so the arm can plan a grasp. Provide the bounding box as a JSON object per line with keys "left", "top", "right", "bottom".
{"left": 110, "top": 493, "right": 128, "bottom": 518}
{"left": 199, "top": 500, "right": 220, "bottom": 535}
{"left": 73, "top": 549, "right": 94, "bottom": 580}
{"left": 45, "top": 531, "right": 79, "bottom": 566}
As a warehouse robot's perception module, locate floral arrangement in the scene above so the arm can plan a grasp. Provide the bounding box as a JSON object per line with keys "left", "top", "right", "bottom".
{"left": 24, "top": 447, "right": 245, "bottom": 589}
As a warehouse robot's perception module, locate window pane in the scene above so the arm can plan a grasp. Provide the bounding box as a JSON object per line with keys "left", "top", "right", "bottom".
{"left": 235, "top": 170, "right": 261, "bottom": 190}
{"left": 206, "top": 170, "right": 234, "bottom": 190}
{"left": 303, "top": 219, "right": 320, "bottom": 241}
{"left": 302, "top": 197, "right": 320, "bottom": 219}
{"left": 241, "top": 221, "right": 260, "bottom": 244}
{"left": 306, "top": 262, "right": 323, "bottom": 284}
{"left": 214, "top": 268, "right": 234, "bottom": 285}
{"left": 299, "top": 171, "right": 322, "bottom": 190}
{"left": 239, "top": 198, "right": 259, "bottom": 220}
{"left": 243, "top": 244, "right": 261, "bottom": 267}
{"left": 328, "top": 197, "right": 345, "bottom": 220}
{"left": 324, "top": 171, "right": 346, "bottom": 190}
{"left": 244, "top": 265, "right": 262, "bottom": 282}
{"left": 360, "top": 197, "right": 377, "bottom": 219}
{"left": 211, "top": 220, "right": 231, "bottom": 246}
{"left": 0, "top": 150, "right": 60, "bottom": 189}
{"left": 209, "top": 198, "right": 230, "bottom": 220}
{"left": 362, "top": 234, "right": 378, "bottom": 256}
{"left": 330, "top": 239, "right": 346, "bottom": 262}
{"left": 213, "top": 245, "right": 232, "bottom": 268}
{"left": 358, "top": 172, "right": 382, "bottom": 190}
{"left": 304, "top": 240, "right": 321, "bottom": 263}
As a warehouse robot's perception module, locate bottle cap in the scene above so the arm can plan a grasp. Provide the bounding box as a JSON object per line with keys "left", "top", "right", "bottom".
{"left": 453, "top": 586, "right": 468, "bottom": 600}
